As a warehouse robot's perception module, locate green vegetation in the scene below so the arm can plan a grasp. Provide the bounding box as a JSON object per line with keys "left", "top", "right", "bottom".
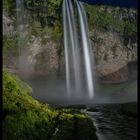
{"left": 3, "top": 71, "right": 97, "bottom": 140}
{"left": 3, "top": 34, "right": 29, "bottom": 67}
{"left": 3, "top": 0, "right": 16, "bottom": 14}
{"left": 3, "top": 0, "right": 137, "bottom": 70}
{"left": 4, "top": 0, "right": 137, "bottom": 44}
{"left": 84, "top": 4, "right": 137, "bottom": 46}
{"left": 3, "top": 1, "right": 137, "bottom": 138}
{"left": 25, "top": 0, "right": 63, "bottom": 40}
{"left": 3, "top": 35, "right": 18, "bottom": 66}
{"left": 30, "top": 21, "right": 42, "bottom": 37}
{"left": 3, "top": 0, "right": 137, "bottom": 46}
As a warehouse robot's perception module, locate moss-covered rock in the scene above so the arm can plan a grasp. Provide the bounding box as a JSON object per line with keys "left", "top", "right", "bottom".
{"left": 51, "top": 111, "right": 97, "bottom": 140}
{"left": 3, "top": 71, "right": 97, "bottom": 140}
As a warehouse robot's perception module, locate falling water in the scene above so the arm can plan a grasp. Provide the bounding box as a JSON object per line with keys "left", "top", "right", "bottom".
{"left": 16, "top": 0, "right": 25, "bottom": 56}
{"left": 16, "top": 0, "right": 32, "bottom": 75}
{"left": 63, "top": 0, "right": 95, "bottom": 98}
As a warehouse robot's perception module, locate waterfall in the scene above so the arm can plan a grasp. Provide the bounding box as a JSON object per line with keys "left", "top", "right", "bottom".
{"left": 16, "top": 0, "right": 25, "bottom": 56}
{"left": 63, "top": 0, "right": 95, "bottom": 98}
{"left": 16, "top": 0, "right": 33, "bottom": 75}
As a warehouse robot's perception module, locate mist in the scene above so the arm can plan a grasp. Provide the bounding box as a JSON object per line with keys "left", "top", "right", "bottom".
{"left": 18, "top": 62, "right": 137, "bottom": 106}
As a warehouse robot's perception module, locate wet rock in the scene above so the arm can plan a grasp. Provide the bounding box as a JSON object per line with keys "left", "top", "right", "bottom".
{"left": 96, "top": 60, "right": 128, "bottom": 83}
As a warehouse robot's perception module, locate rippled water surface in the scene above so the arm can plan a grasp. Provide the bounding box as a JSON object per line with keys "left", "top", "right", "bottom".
{"left": 86, "top": 104, "right": 137, "bottom": 140}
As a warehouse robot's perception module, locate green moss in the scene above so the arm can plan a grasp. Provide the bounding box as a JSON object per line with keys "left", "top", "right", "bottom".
{"left": 3, "top": 35, "right": 18, "bottom": 66}
{"left": 24, "top": 0, "right": 63, "bottom": 38}
{"left": 3, "top": 0, "right": 16, "bottom": 13}
{"left": 3, "top": 71, "right": 32, "bottom": 94}
{"left": 3, "top": 71, "right": 97, "bottom": 140}
{"left": 30, "top": 21, "right": 42, "bottom": 37}
{"left": 3, "top": 71, "right": 58, "bottom": 139}
{"left": 51, "top": 113, "right": 97, "bottom": 140}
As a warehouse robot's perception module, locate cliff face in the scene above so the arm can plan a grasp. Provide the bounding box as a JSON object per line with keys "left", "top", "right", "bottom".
{"left": 90, "top": 31, "right": 137, "bottom": 65}
{"left": 3, "top": 0, "right": 137, "bottom": 82}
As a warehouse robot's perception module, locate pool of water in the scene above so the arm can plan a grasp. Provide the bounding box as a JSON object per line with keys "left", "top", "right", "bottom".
{"left": 19, "top": 74, "right": 137, "bottom": 105}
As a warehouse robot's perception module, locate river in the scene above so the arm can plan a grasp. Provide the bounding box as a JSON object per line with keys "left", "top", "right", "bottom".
{"left": 86, "top": 103, "right": 137, "bottom": 140}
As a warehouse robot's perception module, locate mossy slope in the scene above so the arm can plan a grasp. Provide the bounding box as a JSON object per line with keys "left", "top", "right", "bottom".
{"left": 3, "top": 71, "right": 97, "bottom": 140}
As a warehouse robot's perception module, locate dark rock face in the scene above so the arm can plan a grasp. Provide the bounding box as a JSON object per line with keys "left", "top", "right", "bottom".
{"left": 128, "top": 61, "right": 137, "bottom": 80}
{"left": 96, "top": 60, "right": 128, "bottom": 83}
{"left": 96, "top": 60, "right": 137, "bottom": 84}
{"left": 91, "top": 31, "right": 137, "bottom": 65}
{"left": 100, "top": 65, "right": 128, "bottom": 84}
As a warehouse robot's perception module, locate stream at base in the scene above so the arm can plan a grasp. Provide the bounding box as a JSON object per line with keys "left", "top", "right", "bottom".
{"left": 86, "top": 103, "right": 137, "bottom": 140}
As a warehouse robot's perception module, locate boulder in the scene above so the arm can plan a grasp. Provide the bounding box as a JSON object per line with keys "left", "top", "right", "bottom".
{"left": 96, "top": 60, "right": 128, "bottom": 83}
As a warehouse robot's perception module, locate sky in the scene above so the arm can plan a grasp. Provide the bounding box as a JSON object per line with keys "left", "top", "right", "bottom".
{"left": 79, "top": 0, "right": 137, "bottom": 8}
